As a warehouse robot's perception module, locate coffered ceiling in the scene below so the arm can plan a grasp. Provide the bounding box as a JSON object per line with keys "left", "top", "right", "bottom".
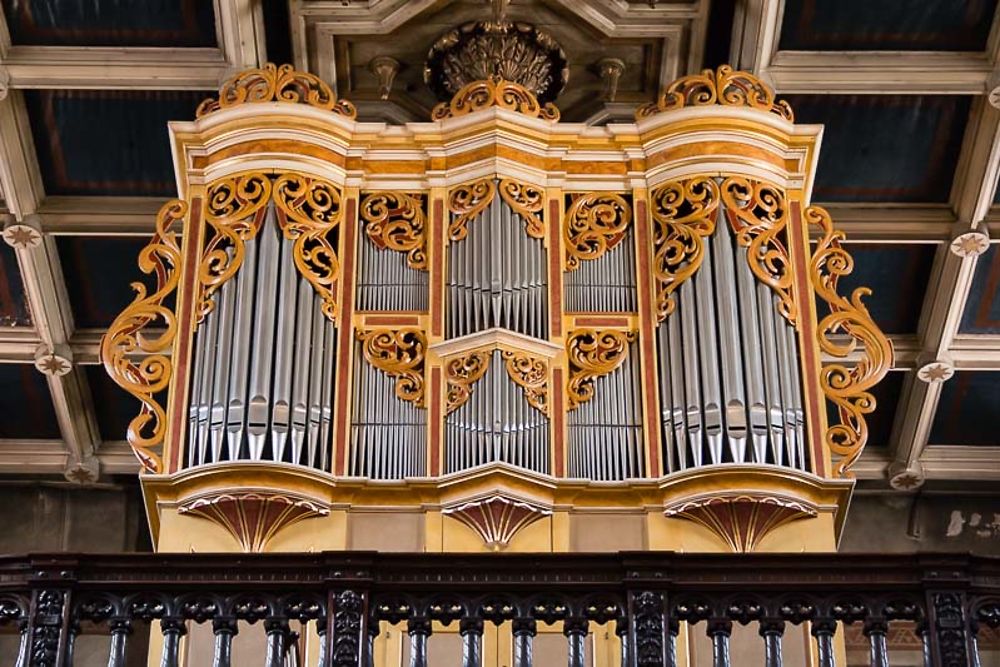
{"left": 0, "top": 0, "right": 998, "bottom": 491}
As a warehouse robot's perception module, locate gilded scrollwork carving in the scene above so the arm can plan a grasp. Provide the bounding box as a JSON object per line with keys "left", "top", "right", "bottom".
{"left": 273, "top": 173, "right": 344, "bottom": 322}
{"left": 360, "top": 191, "right": 428, "bottom": 271}
{"left": 100, "top": 200, "right": 186, "bottom": 473}
{"left": 498, "top": 179, "right": 545, "bottom": 239}
{"left": 502, "top": 350, "right": 548, "bottom": 415}
{"left": 445, "top": 350, "right": 492, "bottom": 415}
{"left": 807, "top": 206, "right": 893, "bottom": 478}
{"left": 448, "top": 178, "right": 496, "bottom": 242}
{"left": 431, "top": 75, "right": 560, "bottom": 121}
{"left": 200, "top": 172, "right": 272, "bottom": 321}
{"left": 357, "top": 328, "right": 427, "bottom": 407}
{"left": 721, "top": 176, "right": 797, "bottom": 327}
{"left": 650, "top": 177, "right": 719, "bottom": 322}
{"left": 636, "top": 64, "right": 794, "bottom": 122}
{"left": 566, "top": 329, "right": 637, "bottom": 410}
{"left": 197, "top": 63, "right": 357, "bottom": 119}
{"left": 564, "top": 193, "right": 632, "bottom": 272}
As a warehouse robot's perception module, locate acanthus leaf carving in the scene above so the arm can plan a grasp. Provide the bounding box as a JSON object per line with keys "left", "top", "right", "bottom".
{"left": 636, "top": 64, "right": 793, "bottom": 122}
{"left": 498, "top": 178, "right": 545, "bottom": 239}
{"left": 650, "top": 177, "right": 719, "bottom": 322}
{"left": 501, "top": 350, "right": 548, "bottom": 416}
{"left": 273, "top": 173, "right": 344, "bottom": 322}
{"left": 360, "top": 191, "right": 428, "bottom": 271}
{"left": 100, "top": 199, "right": 186, "bottom": 473}
{"left": 431, "top": 76, "right": 560, "bottom": 121}
{"left": 566, "top": 329, "right": 637, "bottom": 410}
{"left": 357, "top": 328, "right": 427, "bottom": 407}
{"left": 445, "top": 350, "right": 492, "bottom": 415}
{"left": 197, "top": 63, "right": 357, "bottom": 119}
{"left": 807, "top": 205, "right": 893, "bottom": 478}
{"left": 448, "top": 178, "right": 496, "bottom": 242}
{"left": 564, "top": 193, "right": 632, "bottom": 272}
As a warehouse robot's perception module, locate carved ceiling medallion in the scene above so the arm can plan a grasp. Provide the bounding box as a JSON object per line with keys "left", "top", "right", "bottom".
{"left": 424, "top": 21, "right": 568, "bottom": 105}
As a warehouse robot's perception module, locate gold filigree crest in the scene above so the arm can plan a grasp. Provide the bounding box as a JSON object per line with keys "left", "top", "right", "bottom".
{"left": 273, "top": 173, "right": 344, "bottom": 322}
{"left": 360, "top": 191, "right": 428, "bottom": 271}
{"left": 807, "top": 206, "right": 893, "bottom": 478}
{"left": 100, "top": 200, "right": 186, "bottom": 473}
{"left": 502, "top": 350, "right": 549, "bottom": 416}
{"left": 448, "top": 177, "right": 546, "bottom": 242}
{"left": 196, "top": 63, "right": 357, "bottom": 119}
{"left": 636, "top": 64, "right": 794, "bottom": 122}
{"left": 563, "top": 193, "right": 632, "bottom": 272}
{"left": 650, "top": 177, "right": 719, "bottom": 322}
{"left": 566, "top": 329, "right": 637, "bottom": 410}
{"left": 431, "top": 75, "right": 560, "bottom": 121}
{"left": 721, "top": 176, "right": 797, "bottom": 327}
{"left": 357, "top": 328, "right": 427, "bottom": 407}
{"left": 445, "top": 350, "right": 492, "bottom": 415}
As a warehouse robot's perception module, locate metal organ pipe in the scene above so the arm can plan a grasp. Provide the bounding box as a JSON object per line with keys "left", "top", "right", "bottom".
{"left": 185, "top": 200, "right": 336, "bottom": 471}
{"left": 657, "top": 198, "right": 809, "bottom": 473}
{"left": 564, "top": 227, "right": 638, "bottom": 313}
{"left": 356, "top": 223, "right": 428, "bottom": 312}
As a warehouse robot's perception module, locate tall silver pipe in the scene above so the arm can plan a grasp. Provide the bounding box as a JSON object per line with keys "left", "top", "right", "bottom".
{"left": 208, "top": 252, "right": 237, "bottom": 463}
{"left": 306, "top": 296, "right": 326, "bottom": 467}
{"left": 246, "top": 205, "right": 281, "bottom": 460}
{"left": 694, "top": 235, "right": 724, "bottom": 464}
{"left": 270, "top": 235, "right": 298, "bottom": 460}
{"left": 225, "top": 234, "right": 258, "bottom": 461}
{"left": 735, "top": 244, "right": 769, "bottom": 464}
{"left": 197, "top": 281, "right": 220, "bottom": 464}
{"left": 757, "top": 282, "right": 786, "bottom": 466}
{"left": 712, "top": 216, "right": 748, "bottom": 463}
{"left": 667, "top": 309, "right": 688, "bottom": 470}
{"left": 679, "top": 280, "right": 704, "bottom": 467}
{"left": 319, "top": 319, "right": 336, "bottom": 471}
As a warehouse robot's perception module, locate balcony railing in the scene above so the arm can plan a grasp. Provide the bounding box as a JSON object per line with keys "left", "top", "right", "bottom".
{"left": 0, "top": 551, "right": 997, "bottom": 667}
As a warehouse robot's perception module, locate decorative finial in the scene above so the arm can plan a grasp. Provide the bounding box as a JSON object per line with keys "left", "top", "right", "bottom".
{"left": 597, "top": 58, "right": 625, "bottom": 102}
{"left": 369, "top": 56, "right": 400, "bottom": 100}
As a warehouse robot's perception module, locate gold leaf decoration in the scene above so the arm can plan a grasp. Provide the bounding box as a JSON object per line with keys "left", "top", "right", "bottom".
{"left": 273, "top": 173, "right": 344, "bottom": 322}
{"left": 445, "top": 350, "right": 492, "bottom": 415}
{"left": 636, "top": 64, "right": 793, "bottom": 122}
{"left": 448, "top": 178, "right": 496, "bottom": 241}
{"left": 199, "top": 172, "right": 272, "bottom": 322}
{"left": 100, "top": 200, "right": 186, "bottom": 473}
{"left": 566, "top": 329, "right": 637, "bottom": 410}
{"left": 431, "top": 75, "right": 560, "bottom": 121}
{"left": 650, "top": 177, "right": 719, "bottom": 322}
{"left": 808, "top": 205, "right": 893, "bottom": 478}
{"left": 564, "top": 193, "right": 632, "bottom": 272}
{"left": 360, "top": 191, "right": 428, "bottom": 271}
{"left": 721, "top": 176, "right": 797, "bottom": 327}
{"left": 498, "top": 178, "right": 545, "bottom": 239}
{"left": 196, "top": 63, "right": 357, "bottom": 119}
{"left": 357, "top": 328, "right": 427, "bottom": 407}
{"left": 502, "top": 350, "right": 549, "bottom": 416}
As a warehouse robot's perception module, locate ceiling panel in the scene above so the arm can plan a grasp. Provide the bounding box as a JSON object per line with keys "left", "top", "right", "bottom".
{"left": 0, "top": 364, "right": 60, "bottom": 439}
{"left": 829, "top": 370, "right": 905, "bottom": 449}
{"left": 778, "top": 0, "right": 997, "bottom": 52}
{"left": 56, "top": 236, "right": 151, "bottom": 330}
{"left": 929, "top": 371, "right": 1000, "bottom": 446}
{"left": 816, "top": 243, "right": 936, "bottom": 334}
{"left": 1, "top": 0, "right": 216, "bottom": 47}
{"left": 0, "top": 242, "right": 31, "bottom": 327}
{"left": 786, "top": 95, "right": 970, "bottom": 203}
{"left": 961, "top": 244, "right": 1000, "bottom": 333}
{"left": 24, "top": 89, "right": 210, "bottom": 197}
{"left": 85, "top": 365, "right": 138, "bottom": 443}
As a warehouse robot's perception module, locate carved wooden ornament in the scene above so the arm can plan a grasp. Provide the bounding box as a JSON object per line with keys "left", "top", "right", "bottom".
{"left": 444, "top": 495, "right": 551, "bottom": 551}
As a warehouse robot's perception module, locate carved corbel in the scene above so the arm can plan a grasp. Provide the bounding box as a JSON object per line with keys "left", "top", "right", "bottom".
{"left": 443, "top": 495, "right": 551, "bottom": 551}
{"left": 357, "top": 328, "right": 427, "bottom": 407}
{"left": 566, "top": 329, "right": 637, "bottom": 410}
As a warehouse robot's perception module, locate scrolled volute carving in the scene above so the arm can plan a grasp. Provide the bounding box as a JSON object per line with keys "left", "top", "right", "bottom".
{"left": 360, "top": 191, "right": 428, "bottom": 271}
{"left": 498, "top": 178, "right": 545, "bottom": 239}
{"left": 564, "top": 193, "right": 632, "bottom": 272}
{"left": 566, "top": 329, "right": 637, "bottom": 410}
{"left": 808, "top": 205, "right": 893, "bottom": 477}
{"left": 431, "top": 76, "right": 560, "bottom": 121}
{"left": 449, "top": 178, "right": 496, "bottom": 242}
{"left": 636, "top": 64, "right": 793, "bottom": 122}
{"left": 197, "top": 63, "right": 357, "bottom": 119}
{"left": 357, "top": 328, "right": 427, "bottom": 407}
{"left": 445, "top": 350, "right": 492, "bottom": 415}
{"left": 273, "top": 173, "right": 344, "bottom": 322}
{"left": 502, "top": 350, "right": 548, "bottom": 416}
{"left": 100, "top": 200, "right": 186, "bottom": 473}
{"left": 650, "top": 177, "right": 719, "bottom": 322}
{"left": 722, "top": 176, "right": 796, "bottom": 327}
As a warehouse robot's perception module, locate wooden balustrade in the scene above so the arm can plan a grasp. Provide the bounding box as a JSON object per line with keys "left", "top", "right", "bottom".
{"left": 0, "top": 551, "right": 996, "bottom": 666}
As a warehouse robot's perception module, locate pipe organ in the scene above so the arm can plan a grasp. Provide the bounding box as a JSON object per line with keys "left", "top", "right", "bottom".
{"left": 105, "top": 60, "right": 891, "bottom": 566}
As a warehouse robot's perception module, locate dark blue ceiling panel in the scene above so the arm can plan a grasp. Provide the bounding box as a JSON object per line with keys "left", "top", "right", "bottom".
{"left": 25, "top": 89, "right": 210, "bottom": 197}
{"left": 779, "top": 0, "right": 997, "bottom": 52}
{"left": 0, "top": 242, "right": 31, "bottom": 327}
{"left": 787, "top": 95, "right": 970, "bottom": 203}
{"left": 930, "top": 372, "right": 1000, "bottom": 446}
{"left": 816, "top": 243, "right": 936, "bottom": 334}
{"left": 57, "top": 236, "right": 152, "bottom": 330}
{"left": 85, "top": 364, "right": 138, "bottom": 443}
{"left": 1, "top": 0, "right": 216, "bottom": 47}
{"left": 0, "top": 364, "right": 60, "bottom": 439}
{"left": 828, "top": 370, "right": 904, "bottom": 449}
{"left": 961, "top": 244, "right": 1000, "bottom": 333}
